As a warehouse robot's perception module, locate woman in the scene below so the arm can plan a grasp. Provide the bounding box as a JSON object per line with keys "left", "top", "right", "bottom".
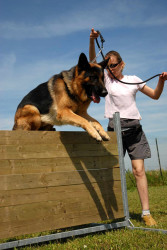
{"left": 89, "top": 28, "right": 167, "bottom": 226}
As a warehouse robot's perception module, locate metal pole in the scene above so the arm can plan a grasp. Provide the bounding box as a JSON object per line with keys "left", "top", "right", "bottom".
{"left": 155, "top": 138, "right": 163, "bottom": 182}
{"left": 113, "top": 112, "right": 130, "bottom": 223}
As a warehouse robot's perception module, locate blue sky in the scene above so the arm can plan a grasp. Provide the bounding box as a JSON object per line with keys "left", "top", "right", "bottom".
{"left": 0, "top": 0, "right": 167, "bottom": 168}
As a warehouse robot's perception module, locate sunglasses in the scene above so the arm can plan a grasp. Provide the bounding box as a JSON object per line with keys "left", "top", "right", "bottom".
{"left": 108, "top": 62, "right": 121, "bottom": 68}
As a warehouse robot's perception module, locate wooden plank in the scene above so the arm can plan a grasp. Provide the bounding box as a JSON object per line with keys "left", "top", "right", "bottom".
{"left": 0, "top": 168, "right": 121, "bottom": 191}
{"left": 0, "top": 131, "right": 116, "bottom": 145}
{"left": 0, "top": 185, "right": 123, "bottom": 220}
{"left": 0, "top": 181, "right": 122, "bottom": 207}
{"left": 0, "top": 198, "right": 123, "bottom": 224}
{"left": 0, "top": 156, "right": 119, "bottom": 175}
{"left": 0, "top": 142, "right": 118, "bottom": 160}
{"left": 0, "top": 203, "right": 124, "bottom": 239}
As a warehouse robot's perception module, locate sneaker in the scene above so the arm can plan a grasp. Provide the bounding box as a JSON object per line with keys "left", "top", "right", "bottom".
{"left": 142, "top": 214, "right": 157, "bottom": 226}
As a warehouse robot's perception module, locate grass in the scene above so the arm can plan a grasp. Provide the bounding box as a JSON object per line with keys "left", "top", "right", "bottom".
{"left": 128, "top": 185, "right": 167, "bottom": 228}
{"left": 1, "top": 171, "right": 167, "bottom": 249}
{"left": 27, "top": 227, "right": 167, "bottom": 250}
{"left": 126, "top": 169, "right": 167, "bottom": 190}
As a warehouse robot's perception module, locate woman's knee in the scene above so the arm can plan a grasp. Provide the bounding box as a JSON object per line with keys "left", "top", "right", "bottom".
{"left": 132, "top": 160, "right": 145, "bottom": 178}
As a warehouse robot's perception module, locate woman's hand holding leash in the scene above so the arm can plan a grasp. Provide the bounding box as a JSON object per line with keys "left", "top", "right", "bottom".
{"left": 90, "top": 28, "right": 99, "bottom": 39}
{"left": 160, "top": 72, "right": 167, "bottom": 82}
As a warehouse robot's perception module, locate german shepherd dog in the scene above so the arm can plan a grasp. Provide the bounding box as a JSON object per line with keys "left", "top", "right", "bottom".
{"left": 13, "top": 53, "right": 110, "bottom": 141}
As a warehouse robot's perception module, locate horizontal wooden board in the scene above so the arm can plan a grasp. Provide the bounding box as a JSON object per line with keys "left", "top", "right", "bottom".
{"left": 0, "top": 167, "right": 121, "bottom": 191}
{"left": 0, "top": 183, "right": 123, "bottom": 220}
{"left": 0, "top": 143, "right": 118, "bottom": 160}
{"left": 0, "top": 205, "right": 124, "bottom": 240}
{"left": 0, "top": 131, "right": 116, "bottom": 145}
{"left": 0, "top": 181, "right": 122, "bottom": 207}
{"left": 0, "top": 156, "right": 119, "bottom": 175}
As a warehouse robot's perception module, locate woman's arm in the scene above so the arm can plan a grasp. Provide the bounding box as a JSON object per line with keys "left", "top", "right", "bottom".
{"left": 89, "top": 28, "right": 99, "bottom": 62}
{"left": 140, "top": 72, "right": 167, "bottom": 99}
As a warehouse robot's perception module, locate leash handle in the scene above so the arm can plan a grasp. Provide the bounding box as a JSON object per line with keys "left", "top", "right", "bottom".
{"left": 90, "top": 30, "right": 105, "bottom": 63}
{"left": 96, "top": 30, "right": 105, "bottom": 46}
{"left": 95, "top": 30, "right": 161, "bottom": 85}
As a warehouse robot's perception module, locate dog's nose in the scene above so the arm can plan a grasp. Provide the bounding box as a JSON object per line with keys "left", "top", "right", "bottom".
{"left": 101, "top": 89, "right": 108, "bottom": 97}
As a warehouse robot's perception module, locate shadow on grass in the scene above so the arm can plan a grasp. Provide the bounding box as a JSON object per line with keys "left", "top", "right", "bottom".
{"left": 129, "top": 212, "right": 142, "bottom": 222}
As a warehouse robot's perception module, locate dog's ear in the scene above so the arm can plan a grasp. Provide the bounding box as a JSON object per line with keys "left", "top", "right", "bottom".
{"left": 78, "top": 53, "right": 91, "bottom": 71}
{"left": 98, "top": 58, "right": 109, "bottom": 69}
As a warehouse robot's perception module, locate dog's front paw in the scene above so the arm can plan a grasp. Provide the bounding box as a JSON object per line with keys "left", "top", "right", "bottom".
{"left": 102, "top": 136, "right": 110, "bottom": 141}
{"left": 91, "top": 131, "right": 102, "bottom": 142}
{"left": 102, "top": 135, "right": 110, "bottom": 141}
{"left": 90, "top": 122, "right": 110, "bottom": 141}
{"left": 95, "top": 133, "right": 103, "bottom": 142}
{"left": 99, "top": 131, "right": 110, "bottom": 141}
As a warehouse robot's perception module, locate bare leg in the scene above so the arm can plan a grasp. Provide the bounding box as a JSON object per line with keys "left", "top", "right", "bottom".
{"left": 131, "top": 159, "right": 157, "bottom": 226}
{"left": 131, "top": 159, "right": 149, "bottom": 210}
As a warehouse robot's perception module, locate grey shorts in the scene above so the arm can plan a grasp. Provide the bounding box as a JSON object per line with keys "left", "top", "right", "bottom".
{"left": 108, "top": 119, "right": 151, "bottom": 160}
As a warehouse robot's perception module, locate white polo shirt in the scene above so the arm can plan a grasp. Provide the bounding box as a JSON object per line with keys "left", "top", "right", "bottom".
{"left": 104, "top": 72, "right": 146, "bottom": 120}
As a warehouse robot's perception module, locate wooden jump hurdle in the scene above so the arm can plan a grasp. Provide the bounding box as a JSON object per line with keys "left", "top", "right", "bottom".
{"left": 0, "top": 113, "right": 131, "bottom": 249}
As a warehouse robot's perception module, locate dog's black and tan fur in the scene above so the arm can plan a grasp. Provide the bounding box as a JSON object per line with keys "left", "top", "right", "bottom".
{"left": 13, "top": 53, "right": 110, "bottom": 141}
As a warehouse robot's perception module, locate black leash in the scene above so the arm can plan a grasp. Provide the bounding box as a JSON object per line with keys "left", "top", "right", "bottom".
{"left": 95, "top": 30, "right": 161, "bottom": 85}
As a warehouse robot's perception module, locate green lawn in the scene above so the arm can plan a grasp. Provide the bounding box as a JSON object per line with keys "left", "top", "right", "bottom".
{"left": 128, "top": 185, "right": 167, "bottom": 229}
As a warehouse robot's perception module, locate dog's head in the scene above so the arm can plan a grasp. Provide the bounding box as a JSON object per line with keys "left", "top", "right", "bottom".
{"left": 77, "top": 53, "right": 108, "bottom": 103}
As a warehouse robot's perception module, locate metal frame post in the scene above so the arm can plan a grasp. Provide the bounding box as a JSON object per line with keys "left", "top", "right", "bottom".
{"left": 113, "top": 112, "right": 130, "bottom": 224}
